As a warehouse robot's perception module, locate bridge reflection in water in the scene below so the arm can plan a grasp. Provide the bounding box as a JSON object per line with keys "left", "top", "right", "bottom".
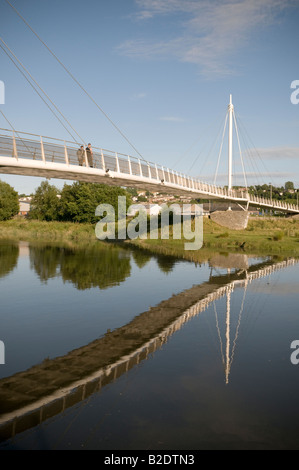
{"left": 0, "top": 255, "right": 297, "bottom": 442}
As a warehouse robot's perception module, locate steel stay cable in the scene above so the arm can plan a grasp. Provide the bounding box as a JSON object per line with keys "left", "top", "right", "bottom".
{"left": 172, "top": 110, "right": 225, "bottom": 171}
{"left": 233, "top": 114, "right": 266, "bottom": 187}
{"left": 214, "top": 112, "right": 228, "bottom": 185}
{"left": 0, "top": 108, "right": 39, "bottom": 158}
{"left": 0, "top": 42, "right": 79, "bottom": 144}
{"left": 233, "top": 110, "right": 248, "bottom": 189}
{"left": 234, "top": 112, "right": 280, "bottom": 188}
{"left": 189, "top": 111, "right": 228, "bottom": 178}
{"left": 4, "top": 0, "right": 147, "bottom": 162}
{"left": 0, "top": 38, "right": 85, "bottom": 146}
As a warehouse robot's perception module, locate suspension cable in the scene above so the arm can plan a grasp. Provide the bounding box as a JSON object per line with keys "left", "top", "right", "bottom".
{"left": 188, "top": 111, "right": 227, "bottom": 177}
{"left": 214, "top": 112, "right": 228, "bottom": 185}
{"left": 235, "top": 113, "right": 279, "bottom": 188}
{"left": 4, "top": 0, "right": 147, "bottom": 162}
{"left": 233, "top": 109, "right": 248, "bottom": 189}
{"left": 0, "top": 108, "right": 36, "bottom": 157}
{"left": 0, "top": 109, "right": 17, "bottom": 133}
{"left": 0, "top": 38, "right": 86, "bottom": 146}
{"left": 172, "top": 111, "right": 224, "bottom": 171}
{"left": 0, "top": 42, "right": 80, "bottom": 143}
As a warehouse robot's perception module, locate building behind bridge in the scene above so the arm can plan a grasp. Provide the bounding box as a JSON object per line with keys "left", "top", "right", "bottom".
{"left": 18, "top": 200, "right": 31, "bottom": 217}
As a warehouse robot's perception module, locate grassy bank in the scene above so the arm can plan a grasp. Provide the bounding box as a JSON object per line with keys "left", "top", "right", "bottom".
{"left": 0, "top": 218, "right": 95, "bottom": 242}
{"left": 128, "top": 216, "right": 299, "bottom": 260}
{"left": 1, "top": 216, "right": 299, "bottom": 260}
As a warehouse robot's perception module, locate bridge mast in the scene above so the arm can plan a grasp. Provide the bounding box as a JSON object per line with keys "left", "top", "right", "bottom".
{"left": 227, "top": 94, "right": 234, "bottom": 210}
{"left": 228, "top": 94, "right": 233, "bottom": 191}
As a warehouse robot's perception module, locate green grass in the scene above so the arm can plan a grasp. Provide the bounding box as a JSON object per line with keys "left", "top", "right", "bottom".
{"left": 1, "top": 216, "right": 299, "bottom": 262}
{"left": 128, "top": 216, "right": 299, "bottom": 261}
{"left": 0, "top": 218, "right": 95, "bottom": 242}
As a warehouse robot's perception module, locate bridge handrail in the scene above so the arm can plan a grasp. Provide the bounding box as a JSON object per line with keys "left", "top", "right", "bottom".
{"left": 0, "top": 127, "right": 230, "bottom": 192}
{"left": 0, "top": 127, "right": 298, "bottom": 213}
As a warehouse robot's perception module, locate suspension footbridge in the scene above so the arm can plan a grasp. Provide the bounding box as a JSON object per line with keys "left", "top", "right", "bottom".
{"left": 0, "top": 97, "right": 299, "bottom": 215}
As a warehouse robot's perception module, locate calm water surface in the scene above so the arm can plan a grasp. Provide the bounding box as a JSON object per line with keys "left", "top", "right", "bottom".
{"left": 0, "top": 240, "right": 298, "bottom": 450}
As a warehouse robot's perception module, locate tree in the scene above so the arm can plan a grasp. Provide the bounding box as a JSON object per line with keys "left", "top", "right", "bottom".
{"left": 285, "top": 181, "right": 294, "bottom": 191}
{"left": 126, "top": 187, "right": 138, "bottom": 197}
{"left": 59, "top": 182, "right": 132, "bottom": 224}
{"left": 29, "top": 181, "right": 61, "bottom": 221}
{"left": 0, "top": 180, "right": 19, "bottom": 221}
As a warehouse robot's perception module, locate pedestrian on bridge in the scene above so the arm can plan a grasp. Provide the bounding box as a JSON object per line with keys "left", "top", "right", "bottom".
{"left": 86, "top": 143, "right": 93, "bottom": 167}
{"left": 76, "top": 145, "right": 85, "bottom": 166}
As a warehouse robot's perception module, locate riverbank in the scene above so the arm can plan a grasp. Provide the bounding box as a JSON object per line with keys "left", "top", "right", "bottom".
{"left": 129, "top": 216, "right": 299, "bottom": 261}
{"left": 1, "top": 216, "right": 299, "bottom": 260}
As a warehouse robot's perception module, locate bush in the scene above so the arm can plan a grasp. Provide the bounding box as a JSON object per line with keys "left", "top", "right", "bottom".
{"left": 28, "top": 181, "right": 132, "bottom": 224}
{"left": 217, "top": 231, "right": 229, "bottom": 238}
{"left": 29, "top": 181, "right": 60, "bottom": 221}
{"left": 58, "top": 182, "right": 132, "bottom": 224}
{"left": 0, "top": 180, "right": 19, "bottom": 221}
{"left": 273, "top": 231, "right": 284, "bottom": 241}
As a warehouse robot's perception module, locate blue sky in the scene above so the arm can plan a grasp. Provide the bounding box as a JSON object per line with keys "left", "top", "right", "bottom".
{"left": 0, "top": 0, "right": 299, "bottom": 194}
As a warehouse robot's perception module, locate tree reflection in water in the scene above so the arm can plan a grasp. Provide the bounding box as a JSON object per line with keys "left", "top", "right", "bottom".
{"left": 29, "top": 242, "right": 131, "bottom": 290}
{"left": 0, "top": 242, "right": 19, "bottom": 279}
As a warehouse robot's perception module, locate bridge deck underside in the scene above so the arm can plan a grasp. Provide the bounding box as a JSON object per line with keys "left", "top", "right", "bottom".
{"left": 0, "top": 158, "right": 228, "bottom": 200}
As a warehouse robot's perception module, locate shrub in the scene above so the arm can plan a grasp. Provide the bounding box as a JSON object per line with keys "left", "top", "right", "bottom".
{"left": 217, "top": 232, "right": 229, "bottom": 238}
{"left": 273, "top": 231, "right": 284, "bottom": 241}
{"left": 0, "top": 180, "right": 19, "bottom": 221}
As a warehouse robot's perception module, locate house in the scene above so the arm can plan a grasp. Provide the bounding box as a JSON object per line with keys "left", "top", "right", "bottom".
{"left": 127, "top": 203, "right": 162, "bottom": 217}
{"left": 19, "top": 201, "right": 31, "bottom": 217}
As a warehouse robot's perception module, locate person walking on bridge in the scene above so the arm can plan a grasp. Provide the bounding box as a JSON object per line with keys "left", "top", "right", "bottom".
{"left": 76, "top": 145, "right": 85, "bottom": 166}
{"left": 86, "top": 143, "right": 93, "bottom": 168}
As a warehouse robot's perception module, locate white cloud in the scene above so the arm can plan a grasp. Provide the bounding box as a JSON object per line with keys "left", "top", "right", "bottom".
{"left": 159, "top": 116, "right": 185, "bottom": 122}
{"left": 132, "top": 92, "right": 147, "bottom": 99}
{"left": 119, "top": 0, "right": 294, "bottom": 77}
{"left": 200, "top": 170, "right": 294, "bottom": 185}
{"left": 245, "top": 147, "right": 299, "bottom": 160}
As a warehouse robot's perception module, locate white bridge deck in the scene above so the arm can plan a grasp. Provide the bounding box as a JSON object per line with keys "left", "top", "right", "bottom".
{"left": 1, "top": 128, "right": 298, "bottom": 214}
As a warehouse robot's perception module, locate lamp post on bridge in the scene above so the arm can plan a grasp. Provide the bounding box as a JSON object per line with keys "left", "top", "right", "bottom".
{"left": 269, "top": 182, "right": 272, "bottom": 202}
{"left": 269, "top": 182, "right": 272, "bottom": 216}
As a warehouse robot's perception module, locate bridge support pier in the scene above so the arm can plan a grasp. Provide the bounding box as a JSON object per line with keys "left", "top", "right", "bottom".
{"left": 210, "top": 210, "right": 249, "bottom": 230}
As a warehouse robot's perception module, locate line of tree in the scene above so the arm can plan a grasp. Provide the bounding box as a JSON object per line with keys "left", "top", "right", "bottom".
{"left": 246, "top": 181, "right": 298, "bottom": 204}
{"left": 1, "top": 178, "right": 298, "bottom": 224}
{"left": 29, "top": 181, "right": 132, "bottom": 223}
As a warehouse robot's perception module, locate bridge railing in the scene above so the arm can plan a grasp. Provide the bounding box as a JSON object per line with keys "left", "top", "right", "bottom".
{"left": 0, "top": 128, "right": 234, "bottom": 197}
{"left": 1, "top": 128, "right": 298, "bottom": 213}
{"left": 247, "top": 193, "right": 298, "bottom": 212}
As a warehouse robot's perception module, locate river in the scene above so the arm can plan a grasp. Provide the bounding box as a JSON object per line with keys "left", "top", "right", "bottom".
{"left": 0, "top": 239, "right": 298, "bottom": 450}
